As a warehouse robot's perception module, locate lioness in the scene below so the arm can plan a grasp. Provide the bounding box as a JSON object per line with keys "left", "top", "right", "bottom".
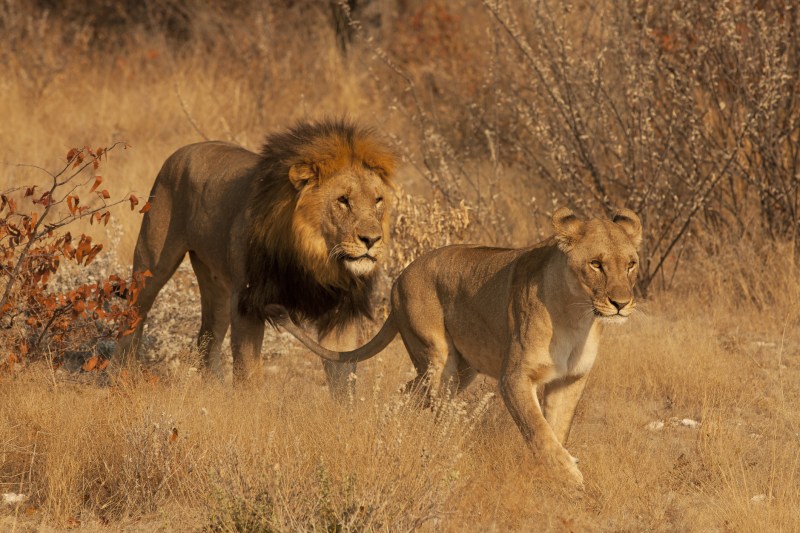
{"left": 278, "top": 207, "right": 642, "bottom": 483}
{"left": 116, "top": 119, "right": 397, "bottom": 393}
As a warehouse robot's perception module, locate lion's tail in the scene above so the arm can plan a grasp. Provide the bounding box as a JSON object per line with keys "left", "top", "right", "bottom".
{"left": 279, "top": 312, "right": 399, "bottom": 363}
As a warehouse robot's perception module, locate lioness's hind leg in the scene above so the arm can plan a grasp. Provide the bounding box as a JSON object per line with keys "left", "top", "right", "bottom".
{"left": 402, "top": 353, "right": 473, "bottom": 408}
{"left": 456, "top": 358, "right": 477, "bottom": 393}
{"left": 399, "top": 328, "right": 461, "bottom": 402}
{"left": 189, "top": 252, "right": 231, "bottom": 380}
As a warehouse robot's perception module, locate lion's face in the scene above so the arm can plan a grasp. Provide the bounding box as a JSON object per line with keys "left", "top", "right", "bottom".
{"left": 291, "top": 163, "right": 391, "bottom": 280}
{"left": 553, "top": 208, "right": 642, "bottom": 322}
{"left": 321, "top": 168, "right": 390, "bottom": 277}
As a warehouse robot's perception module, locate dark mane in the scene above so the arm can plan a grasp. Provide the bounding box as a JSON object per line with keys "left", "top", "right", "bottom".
{"left": 236, "top": 118, "right": 395, "bottom": 334}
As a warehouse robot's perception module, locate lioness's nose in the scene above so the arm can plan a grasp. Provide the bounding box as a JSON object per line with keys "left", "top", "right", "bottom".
{"left": 609, "top": 298, "right": 630, "bottom": 311}
{"left": 359, "top": 235, "right": 381, "bottom": 249}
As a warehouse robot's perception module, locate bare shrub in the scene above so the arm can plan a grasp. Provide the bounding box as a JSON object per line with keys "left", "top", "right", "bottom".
{"left": 342, "top": 0, "right": 799, "bottom": 293}
{"left": 388, "top": 192, "right": 471, "bottom": 276}
{"left": 470, "top": 1, "right": 797, "bottom": 293}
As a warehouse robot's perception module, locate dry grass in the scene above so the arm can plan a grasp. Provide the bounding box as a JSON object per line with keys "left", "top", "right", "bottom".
{"left": 0, "top": 273, "right": 798, "bottom": 531}
{"left": 2, "top": 0, "right": 800, "bottom": 530}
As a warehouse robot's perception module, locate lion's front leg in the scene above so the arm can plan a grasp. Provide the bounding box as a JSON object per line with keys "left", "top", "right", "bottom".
{"left": 230, "top": 305, "right": 265, "bottom": 385}
{"left": 318, "top": 320, "right": 360, "bottom": 402}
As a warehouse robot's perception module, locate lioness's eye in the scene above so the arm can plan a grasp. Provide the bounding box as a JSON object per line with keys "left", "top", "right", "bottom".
{"left": 590, "top": 260, "right": 602, "bottom": 271}
{"left": 376, "top": 196, "right": 383, "bottom": 205}
{"left": 338, "top": 196, "right": 350, "bottom": 207}
{"left": 628, "top": 261, "right": 637, "bottom": 270}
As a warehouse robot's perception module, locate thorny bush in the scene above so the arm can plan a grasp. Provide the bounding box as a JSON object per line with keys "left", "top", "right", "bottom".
{"left": 346, "top": 0, "right": 799, "bottom": 295}
{"left": 481, "top": 0, "right": 800, "bottom": 294}
{"left": 0, "top": 144, "right": 150, "bottom": 373}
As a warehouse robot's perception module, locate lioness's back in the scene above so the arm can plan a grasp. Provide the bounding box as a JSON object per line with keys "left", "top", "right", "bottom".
{"left": 391, "top": 245, "right": 543, "bottom": 355}
{"left": 394, "top": 242, "right": 554, "bottom": 305}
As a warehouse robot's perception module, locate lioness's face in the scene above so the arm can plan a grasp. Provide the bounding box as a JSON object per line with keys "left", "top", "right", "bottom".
{"left": 320, "top": 167, "right": 390, "bottom": 277}
{"left": 554, "top": 208, "right": 642, "bottom": 322}
{"left": 570, "top": 221, "right": 639, "bottom": 321}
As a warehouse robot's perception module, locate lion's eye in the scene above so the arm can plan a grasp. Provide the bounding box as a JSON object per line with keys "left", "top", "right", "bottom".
{"left": 376, "top": 196, "right": 383, "bottom": 205}
{"left": 338, "top": 196, "right": 350, "bottom": 207}
{"left": 628, "top": 261, "right": 637, "bottom": 271}
{"left": 590, "top": 260, "right": 603, "bottom": 271}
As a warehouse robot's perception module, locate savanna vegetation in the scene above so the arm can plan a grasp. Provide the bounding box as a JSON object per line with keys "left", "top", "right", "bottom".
{"left": 1, "top": 0, "right": 798, "bottom": 530}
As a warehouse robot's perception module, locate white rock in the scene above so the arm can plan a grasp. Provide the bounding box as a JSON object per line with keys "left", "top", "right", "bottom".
{"left": 646, "top": 420, "right": 665, "bottom": 431}
{"left": 752, "top": 341, "right": 776, "bottom": 348}
{"left": 680, "top": 418, "right": 700, "bottom": 429}
{"left": 2, "top": 493, "right": 26, "bottom": 505}
{"left": 750, "top": 494, "right": 767, "bottom": 503}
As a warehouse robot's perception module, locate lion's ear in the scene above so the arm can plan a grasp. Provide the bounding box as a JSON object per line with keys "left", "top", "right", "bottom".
{"left": 613, "top": 208, "right": 642, "bottom": 248}
{"left": 363, "top": 155, "right": 397, "bottom": 182}
{"left": 552, "top": 207, "right": 584, "bottom": 250}
{"left": 288, "top": 163, "right": 318, "bottom": 190}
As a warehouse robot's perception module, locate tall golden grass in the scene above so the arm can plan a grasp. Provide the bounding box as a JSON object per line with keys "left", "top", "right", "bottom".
{"left": 1, "top": 283, "right": 797, "bottom": 530}
{"left": 2, "top": 1, "right": 799, "bottom": 530}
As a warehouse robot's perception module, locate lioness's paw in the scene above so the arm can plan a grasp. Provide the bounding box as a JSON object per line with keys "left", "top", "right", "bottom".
{"left": 553, "top": 450, "right": 584, "bottom": 486}
{"left": 565, "top": 462, "right": 584, "bottom": 487}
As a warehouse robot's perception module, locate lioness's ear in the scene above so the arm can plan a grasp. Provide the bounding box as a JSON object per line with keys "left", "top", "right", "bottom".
{"left": 552, "top": 207, "right": 584, "bottom": 250}
{"left": 613, "top": 208, "right": 642, "bottom": 248}
{"left": 288, "top": 163, "right": 317, "bottom": 190}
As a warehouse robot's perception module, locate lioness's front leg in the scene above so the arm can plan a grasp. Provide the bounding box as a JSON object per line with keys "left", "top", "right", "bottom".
{"left": 542, "top": 373, "right": 590, "bottom": 445}
{"left": 499, "top": 347, "right": 583, "bottom": 485}
{"left": 318, "top": 320, "right": 360, "bottom": 401}
{"left": 543, "top": 323, "right": 600, "bottom": 445}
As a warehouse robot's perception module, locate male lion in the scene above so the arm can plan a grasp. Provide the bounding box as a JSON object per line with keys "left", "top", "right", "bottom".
{"left": 117, "top": 119, "right": 397, "bottom": 392}
{"left": 277, "top": 207, "right": 642, "bottom": 484}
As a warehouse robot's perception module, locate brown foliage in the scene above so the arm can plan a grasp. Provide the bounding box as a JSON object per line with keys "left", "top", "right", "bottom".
{"left": 0, "top": 145, "right": 147, "bottom": 372}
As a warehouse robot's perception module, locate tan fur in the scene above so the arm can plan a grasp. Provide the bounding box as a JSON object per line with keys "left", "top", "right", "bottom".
{"left": 279, "top": 207, "right": 642, "bottom": 484}
{"left": 116, "top": 120, "right": 397, "bottom": 392}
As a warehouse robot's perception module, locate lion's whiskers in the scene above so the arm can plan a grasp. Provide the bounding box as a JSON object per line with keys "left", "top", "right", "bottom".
{"left": 328, "top": 244, "right": 347, "bottom": 264}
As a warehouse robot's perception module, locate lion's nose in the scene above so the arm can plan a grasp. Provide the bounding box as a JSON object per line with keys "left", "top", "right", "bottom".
{"left": 359, "top": 235, "right": 381, "bottom": 249}
{"left": 609, "top": 298, "right": 630, "bottom": 311}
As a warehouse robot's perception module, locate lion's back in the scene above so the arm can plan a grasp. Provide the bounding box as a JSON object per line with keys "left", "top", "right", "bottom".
{"left": 148, "top": 141, "right": 258, "bottom": 229}
{"left": 137, "top": 141, "right": 261, "bottom": 280}
{"left": 152, "top": 141, "right": 258, "bottom": 196}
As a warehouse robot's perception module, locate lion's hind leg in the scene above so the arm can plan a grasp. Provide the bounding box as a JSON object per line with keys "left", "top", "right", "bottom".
{"left": 317, "top": 319, "right": 362, "bottom": 402}
{"left": 189, "top": 252, "right": 231, "bottom": 381}
{"left": 114, "top": 214, "right": 187, "bottom": 365}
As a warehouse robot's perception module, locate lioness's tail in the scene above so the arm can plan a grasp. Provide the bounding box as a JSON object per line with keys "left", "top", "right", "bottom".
{"left": 280, "top": 312, "right": 399, "bottom": 363}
